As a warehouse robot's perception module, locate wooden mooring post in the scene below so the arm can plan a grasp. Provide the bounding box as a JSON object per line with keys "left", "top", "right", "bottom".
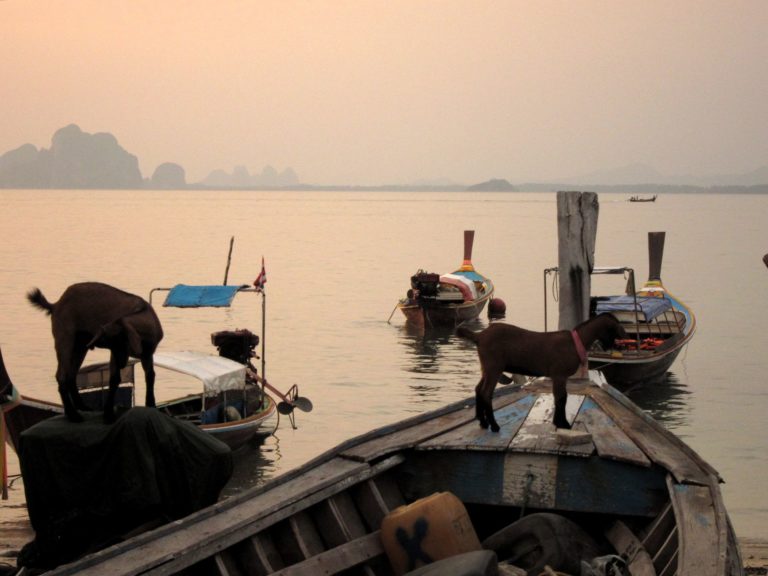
{"left": 556, "top": 191, "right": 599, "bottom": 331}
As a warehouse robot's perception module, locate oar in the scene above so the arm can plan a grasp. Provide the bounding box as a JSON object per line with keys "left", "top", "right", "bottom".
{"left": 387, "top": 302, "right": 399, "bottom": 323}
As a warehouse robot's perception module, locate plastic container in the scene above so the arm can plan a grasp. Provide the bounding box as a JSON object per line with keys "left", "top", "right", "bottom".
{"left": 380, "top": 491, "right": 481, "bottom": 575}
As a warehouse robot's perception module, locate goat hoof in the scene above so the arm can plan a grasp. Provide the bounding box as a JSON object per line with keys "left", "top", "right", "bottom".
{"left": 554, "top": 419, "right": 572, "bottom": 430}
{"left": 490, "top": 423, "right": 500, "bottom": 433}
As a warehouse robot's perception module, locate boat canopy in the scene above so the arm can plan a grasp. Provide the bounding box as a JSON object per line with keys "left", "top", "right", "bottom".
{"left": 153, "top": 351, "right": 246, "bottom": 396}
{"left": 162, "top": 284, "right": 248, "bottom": 308}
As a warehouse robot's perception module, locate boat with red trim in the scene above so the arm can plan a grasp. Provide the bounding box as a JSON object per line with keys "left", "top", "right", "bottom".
{"left": 545, "top": 232, "right": 696, "bottom": 386}
{"left": 396, "top": 230, "right": 495, "bottom": 328}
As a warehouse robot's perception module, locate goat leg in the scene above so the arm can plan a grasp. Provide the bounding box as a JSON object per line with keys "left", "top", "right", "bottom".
{"left": 552, "top": 377, "right": 572, "bottom": 429}
{"left": 59, "top": 382, "right": 84, "bottom": 423}
{"left": 475, "top": 386, "right": 489, "bottom": 429}
{"left": 142, "top": 354, "right": 157, "bottom": 408}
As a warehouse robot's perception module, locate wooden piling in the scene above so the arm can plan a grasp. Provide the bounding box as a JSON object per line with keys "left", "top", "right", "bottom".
{"left": 556, "top": 191, "right": 599, "bottom": 330}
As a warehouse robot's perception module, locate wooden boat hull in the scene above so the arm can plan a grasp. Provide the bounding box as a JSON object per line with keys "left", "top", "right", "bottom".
{"left": 156, "top": 392, "right": 276, "bottom": 450}
{"left": 589, "top": 284, "right": 696, "bottom": 386}
{"left": 397, "top": 230, "right": 496, "bottom": 328}
{"left": 3, "top": 389, "right": 275, "bottom": 454}
{"left": 47, "top": 375, "right": 742, "bottom": 576}
{"left": 398, "top": 283, "right": 494, "bottom": 327}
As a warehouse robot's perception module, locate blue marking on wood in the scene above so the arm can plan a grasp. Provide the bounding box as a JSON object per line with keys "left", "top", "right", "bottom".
{"left": 554, "top": 456, "right": 667, "bottom": 516}
{"left": 472, "top": 393, "right": 537, "bottom": 449}
{"left": 403, "top": 452, "right": 505, "bottom": 504}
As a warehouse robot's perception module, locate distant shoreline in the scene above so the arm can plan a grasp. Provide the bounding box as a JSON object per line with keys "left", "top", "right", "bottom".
{"left": 2, "top": 184, "right": 768, "bottom": 194}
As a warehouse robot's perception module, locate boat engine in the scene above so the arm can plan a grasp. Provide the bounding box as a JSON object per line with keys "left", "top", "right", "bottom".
{"left": 211, "top": 329, "right": 260, "bottom": 365}
{"left": 410, "top": 270, "right": 440, "bottom": 298}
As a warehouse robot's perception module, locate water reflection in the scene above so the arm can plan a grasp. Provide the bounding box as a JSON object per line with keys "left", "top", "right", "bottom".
{"left": 622, "top": 371, "right": 692, "bottom": 429}
{"left": 398, "top": 323, "right": 457, "bottom": 374}
{"left": 396, "top": 322, "right": 479, "bottom": 403}
{"left": 219, "top": 434, "right": 281, "bottom": 498}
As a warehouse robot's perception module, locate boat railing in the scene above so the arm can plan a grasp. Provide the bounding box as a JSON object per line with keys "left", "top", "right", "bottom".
{"left": 543, "top": 267, "right": 644, "bottom": 344}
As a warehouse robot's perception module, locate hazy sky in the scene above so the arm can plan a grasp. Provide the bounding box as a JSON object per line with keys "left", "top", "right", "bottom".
{"left": 3, "top": 1, "right": 767, "bottom": 184}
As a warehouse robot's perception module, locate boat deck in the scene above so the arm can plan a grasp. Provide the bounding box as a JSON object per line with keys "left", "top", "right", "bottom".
{"left": 47, "top": 377, "right": 739, "bottom": 576}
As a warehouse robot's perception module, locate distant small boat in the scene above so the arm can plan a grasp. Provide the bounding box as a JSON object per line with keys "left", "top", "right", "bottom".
{"left": 628, "top": 194, "right": 657, "bottom": 202}
{"left": 396, "top": 230, "right": 495, "bottom": 328}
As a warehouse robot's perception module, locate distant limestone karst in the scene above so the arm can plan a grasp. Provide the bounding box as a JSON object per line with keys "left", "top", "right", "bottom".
{"left": 0, "top": 124, "right": 143, "bottom": 189}
{"left": 150, "top": 162, "right": 187, "bottom": 189}
{"left": 199, "top": 165, "right": 299, "bottom": 189}
{"left": 0, "top": 125, "right": 300, "bottom": 190}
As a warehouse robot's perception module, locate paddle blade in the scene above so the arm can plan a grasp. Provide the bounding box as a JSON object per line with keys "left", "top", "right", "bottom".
{"left": 293, "top": 396, "right": 313, "bottom": 412}
{"left": 277, "top": 402, "right": 295, "bottom": 415}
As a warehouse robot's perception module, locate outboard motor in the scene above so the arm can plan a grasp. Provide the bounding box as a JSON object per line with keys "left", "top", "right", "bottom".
{"left": 211, "top": 329, "right": 259, "bottom": 365}
{"left": 410, "top": 270, "right": 440, "bottom": 298}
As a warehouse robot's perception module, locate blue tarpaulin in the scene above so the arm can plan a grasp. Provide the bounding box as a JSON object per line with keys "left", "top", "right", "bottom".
{"left": 595, "top": 295, "right": 672, "bottom": 321}
{"left": 163, "top": 285, "right": 243, "bottom": 308}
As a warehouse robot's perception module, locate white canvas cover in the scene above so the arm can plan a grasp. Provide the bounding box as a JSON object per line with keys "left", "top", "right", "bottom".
{"left": 153, "top": 351, "right": 246, "bottom": 396}
{"left": 440, "top": 273, "right": 479, "bottom": 300}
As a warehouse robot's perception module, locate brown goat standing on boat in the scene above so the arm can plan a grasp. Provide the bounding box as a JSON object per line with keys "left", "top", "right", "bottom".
{"left": 457, "top": 313, "right": 626, "bottom": 431}
{"left": 28, "top": 282, "right": 164, "bottom": 423}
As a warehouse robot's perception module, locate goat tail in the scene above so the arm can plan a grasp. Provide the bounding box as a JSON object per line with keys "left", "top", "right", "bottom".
{"left": 456, "top": 325, "right": 479, "bottom": 343}
{"left": 27, "top": 288, "right": 54, "bottom": 315}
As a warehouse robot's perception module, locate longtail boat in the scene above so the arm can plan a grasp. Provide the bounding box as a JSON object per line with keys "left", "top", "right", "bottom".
{"left": 2, "top": 349, "right": 277, "bottom": 453}
{"left": 45, "top": 373, "right": 741, "bottom": 576}
{"left": 396, "top": 230, "right": 495, "bottom": 328}
{"left": 546, "top": 232, "right": 696, "bottom": 386}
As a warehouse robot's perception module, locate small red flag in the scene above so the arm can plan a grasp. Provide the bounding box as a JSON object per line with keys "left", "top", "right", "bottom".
{"left": 254, "top": 257, "right": 267, "bottom": 292}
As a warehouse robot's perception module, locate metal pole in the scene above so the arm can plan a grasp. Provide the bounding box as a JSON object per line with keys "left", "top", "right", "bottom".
{"left": 223, "top": 236, "right": 235, "bottom": 285}
{"left": 261, "top": 291, "right": 266, "bottom": 380}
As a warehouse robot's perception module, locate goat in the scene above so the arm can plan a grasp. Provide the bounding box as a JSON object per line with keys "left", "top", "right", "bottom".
{"left": 457, "top": 313, "right": 626, "bottom": 431}
{"left": 28, "top": 282, "right": 163, "bottom": 423}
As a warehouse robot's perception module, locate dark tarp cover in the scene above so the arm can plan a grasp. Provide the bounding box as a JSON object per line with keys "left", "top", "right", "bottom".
{"left": 18, "top": 407, "right": 232, "bottom": 570}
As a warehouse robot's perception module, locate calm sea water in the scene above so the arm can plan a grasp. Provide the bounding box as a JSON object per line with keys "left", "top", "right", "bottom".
{"left": 1, "top": 190, "right": 766, "bottom": 538}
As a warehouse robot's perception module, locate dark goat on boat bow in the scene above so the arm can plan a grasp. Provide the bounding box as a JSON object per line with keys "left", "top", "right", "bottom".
{"left": 458, "top": 313, "right": 625, "bottom": 431}
{"left": 28, "top": 282, "right": 163, "bottom": 423}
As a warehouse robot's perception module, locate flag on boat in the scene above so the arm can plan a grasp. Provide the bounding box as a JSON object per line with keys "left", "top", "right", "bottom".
{"left": 254, "top": 257, "right": 267, "bottom": 292}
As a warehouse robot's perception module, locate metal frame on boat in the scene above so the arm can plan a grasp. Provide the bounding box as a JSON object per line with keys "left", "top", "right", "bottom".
{"left": 45, "top": 372, "right": 741, "bottom": 576}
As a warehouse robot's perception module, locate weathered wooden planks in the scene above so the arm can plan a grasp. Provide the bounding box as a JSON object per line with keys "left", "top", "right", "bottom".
{"left": 604, "top": 521, "right": 656, "bottom": 576}
{"left": 508, "top": 394, "right": 594, "bottom": 458}
{"left": 270, "top": 532, "right": 384, "bottom": 576}
{"left": 668, "top": 477, "right": 722, "bottom": 576}
{"left": 342, "top": 386, "right": 528, "bottom": 462}
{"left": 50, "top": 456, "right": 402, "bottom": 576}
{"left": 418, "top": 393, "right": 536, "bottom": 451}
{"left": 578, "top": 397, "right": 651, "bottom": 466}
{"left": 590, "top": 386, "right": 710, "bottom": 485}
